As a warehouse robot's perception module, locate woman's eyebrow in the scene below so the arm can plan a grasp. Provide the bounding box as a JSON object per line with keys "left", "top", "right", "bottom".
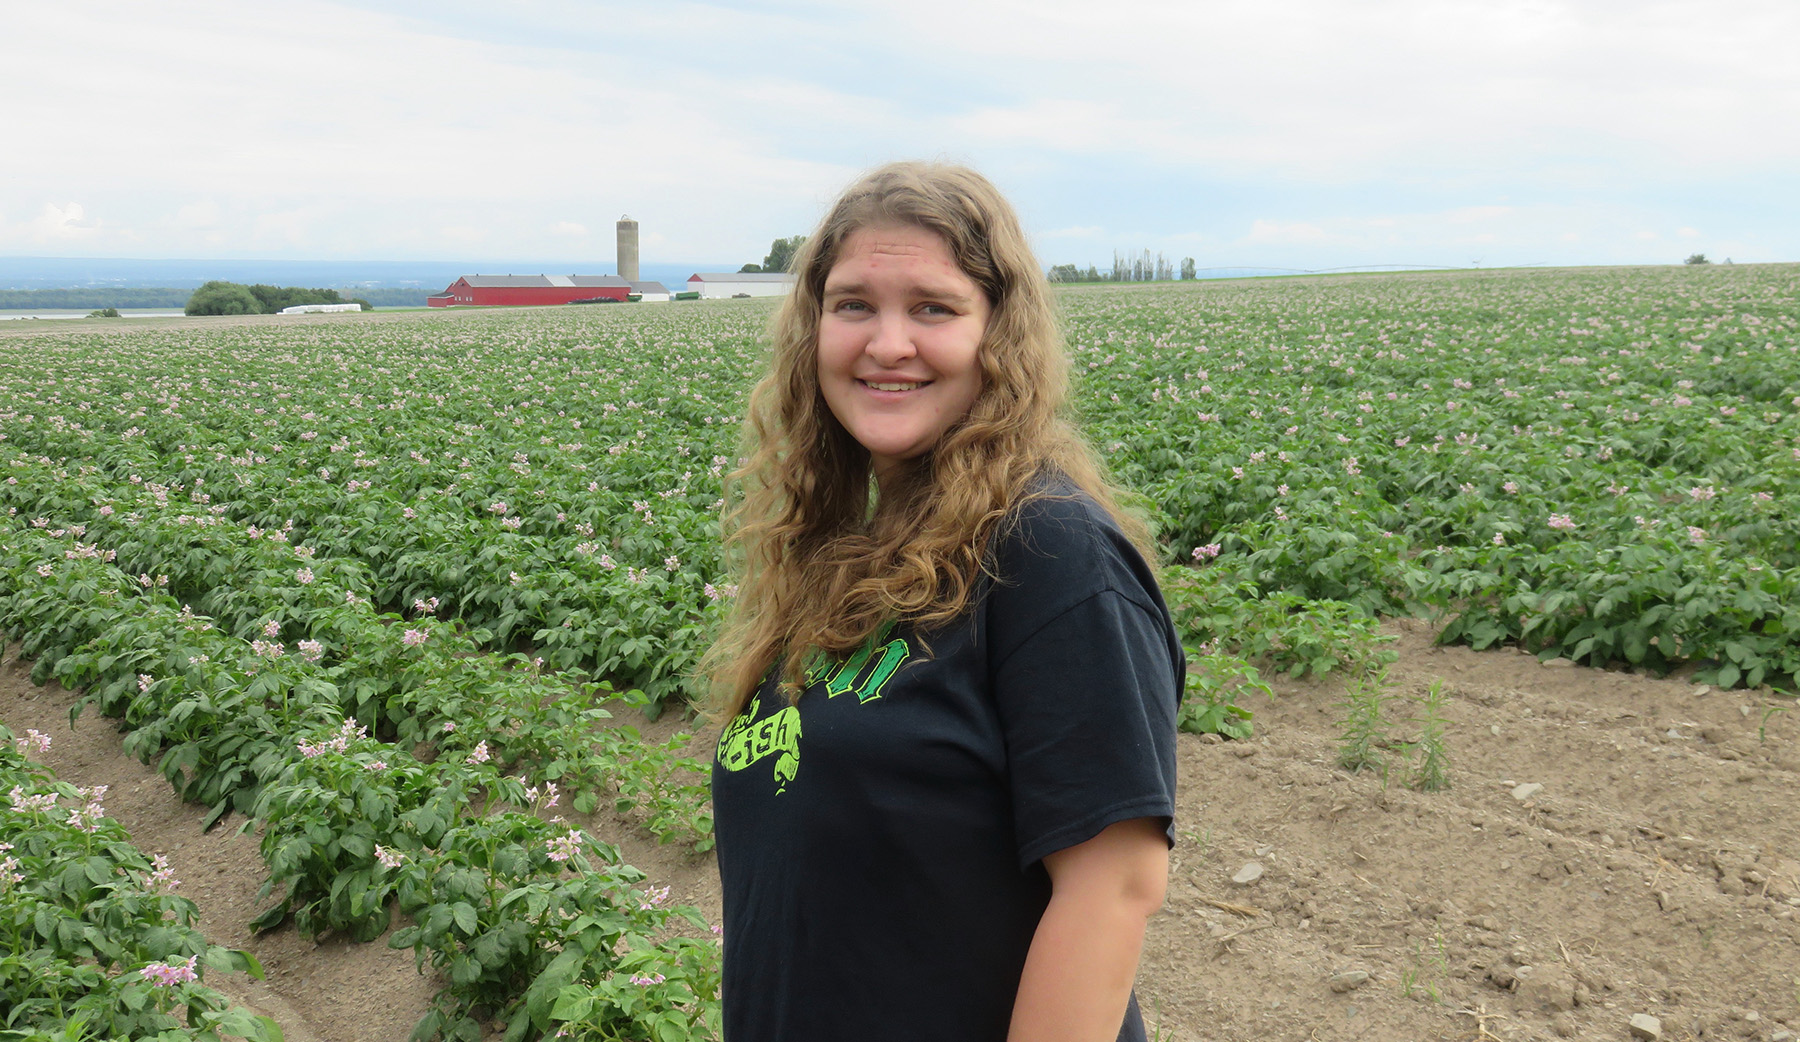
{"left": 822, "top": 280, "right": 976, "bottom": 304}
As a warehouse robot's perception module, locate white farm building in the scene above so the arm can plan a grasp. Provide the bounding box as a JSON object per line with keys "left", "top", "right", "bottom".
{"left": 686, "top": 272, "right": 797, "bottom": 299}
{"left": 278, "top": 302, "right": 363, "bottom": 315}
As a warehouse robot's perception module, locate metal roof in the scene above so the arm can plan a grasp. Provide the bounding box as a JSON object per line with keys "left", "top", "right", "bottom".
{"left": 629, "top": 281, "right": 670, "bottom": 294}
{"left": 455, "top": 275, "right": 631, "bottom": 288}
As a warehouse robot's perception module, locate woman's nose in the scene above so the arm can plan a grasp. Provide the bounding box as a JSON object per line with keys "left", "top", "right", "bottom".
{"left": 865, "top": 314, "right": 916, "bottom": 366}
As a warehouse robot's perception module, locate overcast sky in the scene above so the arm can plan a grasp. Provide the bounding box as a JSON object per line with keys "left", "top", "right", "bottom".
{"left": 6, "top": 0, "right": 1797, "bottom": 272}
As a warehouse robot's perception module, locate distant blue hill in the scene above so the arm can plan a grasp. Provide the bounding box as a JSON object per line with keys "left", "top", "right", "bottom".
{"left": 0, "top": 257, "right": 719, "bottom": 292}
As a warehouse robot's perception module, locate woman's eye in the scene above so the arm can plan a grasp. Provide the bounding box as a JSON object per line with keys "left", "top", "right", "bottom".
{"left": 918, "top": 303, "right": 954, "bottom": 317}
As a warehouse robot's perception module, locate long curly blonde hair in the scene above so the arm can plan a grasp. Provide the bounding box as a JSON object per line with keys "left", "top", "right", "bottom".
{"left": 702, "top": 161, "right": 1148, "bottom": 717}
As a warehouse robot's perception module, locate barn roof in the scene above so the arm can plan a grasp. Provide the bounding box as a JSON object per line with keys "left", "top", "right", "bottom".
{"left": 687, "top": 272, "right": 798, "bottom": 283}
{"left": 629, "top": 281, "right": 670, "bottom": 294}
{"left": 457, "top": 275, "right": 631, "bottom": 288}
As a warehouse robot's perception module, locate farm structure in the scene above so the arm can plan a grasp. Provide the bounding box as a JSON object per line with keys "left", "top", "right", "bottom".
{"left": 427, "top": 275, "right": 670, "bottom": 308}
{"left": 685, "top": 272, "right": 796, "bottom": 299}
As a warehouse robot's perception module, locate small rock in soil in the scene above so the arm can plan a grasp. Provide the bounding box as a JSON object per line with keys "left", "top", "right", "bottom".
{"left": 1517, "top": 964, "right": 1578, "bottom": 1012}
{"left": 1552, "top": 1012, "right": 1579, "bottom": 1038}
{"left": 1512, "top": 782, "right": 1544, "bottom": 801}
{"left": 1768, "top": 859, "right": 1800, "bottom": 900}
{"left": 1628, "top": 1012, "right": 1662, "bottom": 1040}
{"left": 1231, "top": 861, "right": 1264, "bottom": 886}
{"left": 1328, "top": 970, "right": 1370, "bottom": 993}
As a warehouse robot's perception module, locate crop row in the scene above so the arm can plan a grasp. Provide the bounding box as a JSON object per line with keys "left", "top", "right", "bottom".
{"left": 1069, "top": 267, "right": 1800, "bottom": 686}
{"left": 1, "top": 722, "right": 280, "bottom": 1041}
{"left": 0, "top": 514, "right": 718, "bottom": 1042}
{"left": 0, "top": 452, "right": 710, "bottom": 843}
{"left": 4, "top": 267, "right": 1797, "bottom": 690}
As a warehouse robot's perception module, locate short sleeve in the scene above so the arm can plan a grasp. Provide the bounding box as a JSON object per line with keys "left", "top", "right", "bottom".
{"left": 988, "top": 544, "right": 1181, "bottom": 871}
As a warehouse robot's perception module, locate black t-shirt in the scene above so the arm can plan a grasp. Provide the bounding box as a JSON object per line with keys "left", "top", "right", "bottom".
{"left": 711, "top": 484, "right": 1183, "bottom": 1042}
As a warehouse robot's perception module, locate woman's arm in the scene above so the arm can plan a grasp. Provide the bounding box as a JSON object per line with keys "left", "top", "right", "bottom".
{"left": 1007, "top": 816, "right": 1170, "bottom": 1042}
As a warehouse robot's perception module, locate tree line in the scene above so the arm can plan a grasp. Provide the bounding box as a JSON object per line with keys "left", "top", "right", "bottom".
{"left": 185, "top": 282, "right": 372, "bottom": 316}
{"left": 1, "top": 286, "right": 432, "bottom": 311}
{"left": 1048, "top": 250, "right": 1199, "bottom": 284}
{"left": 738, "top": 236, "right": 807, "bottom": 274}
{"left": 0, "top": 288, "right": 190, "bottom": 309}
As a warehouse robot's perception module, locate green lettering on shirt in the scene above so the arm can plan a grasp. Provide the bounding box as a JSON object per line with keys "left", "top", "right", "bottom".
{"left": 716, "top": 697, "right": 802, "bottom": 794}
{"left": 819, "top": 621, "right": 910, "bottom": 704}
{"left": 716, "top": 625, "right": 913, "bottom": 794}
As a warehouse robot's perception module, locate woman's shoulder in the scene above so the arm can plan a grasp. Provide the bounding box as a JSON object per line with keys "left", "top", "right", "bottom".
{"left": 1003, "top": 477, "right": 1116, "bottom": 553}
{"left": 989, "top": 472, "right": 1162, "bottom": 614}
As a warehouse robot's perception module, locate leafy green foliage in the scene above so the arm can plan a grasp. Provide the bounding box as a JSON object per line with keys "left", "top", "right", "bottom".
{"left": 0, "top": 515, "right": 718, "bottom": 1041}
{"left": 0, "top": 725, "right": 281, "bottom": 1041}
{"left": 1176, "top": 653, "right": 1262, "bottom": 740}
{"left": 760, "top": 236, "right": 806, "bottom": 274}
{"left": 1164, "top": 562, "right": 1399, "bottom": 680}
{"left": 182, "top": 281, "right": 348, "bottom": 316}
{"left": 1410, "top": 679, "right": 1452, "bottom": 792}
{"left": 1335, "top": 672, "right": 1391, "bottom": 776}
{"left": 182, "top": 281, "right": 264, "bottom": 316}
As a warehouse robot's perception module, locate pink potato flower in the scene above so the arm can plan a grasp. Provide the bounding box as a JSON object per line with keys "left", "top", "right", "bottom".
{"left": 141, "top": 955, "right": 199, "bottom": 987}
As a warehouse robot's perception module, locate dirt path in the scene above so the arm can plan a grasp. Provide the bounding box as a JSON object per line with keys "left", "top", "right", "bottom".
{"left": 5, "top": 624, "right": 1798, "bottom": 1041}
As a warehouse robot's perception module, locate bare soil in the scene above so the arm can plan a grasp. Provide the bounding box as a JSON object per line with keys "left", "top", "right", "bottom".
{"left": 5, "top": 621, "right": 1798, "bottom": 1042}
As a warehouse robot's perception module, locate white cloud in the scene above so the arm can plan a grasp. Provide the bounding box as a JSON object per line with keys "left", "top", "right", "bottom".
{"left": 25, "top": 202, "right": 101, "bottom": 242}
{"left": 1, "top": 0, "right": 1793, "bottom": 265}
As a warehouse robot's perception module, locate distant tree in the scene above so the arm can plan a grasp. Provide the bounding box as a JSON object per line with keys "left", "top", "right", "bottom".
{"left": 762, "top": 235, "right": 807, "bottom": 274}
{"left": 185, "top": 281, "right": 263, "bottom": 316}
{"left": 247, "top": 284, "right": 343, "bottom": 312}
{"left": 87, "top": 307, "right": 121, "bottom": 318}
{"left": 1047, "top": 264, "right": 1080, "bottom": 283}
{"left": 1083, "top": 265, "right": 1100, "bottom": 282}
{"left": 1180, "top": 257, "right": 1196, "bottom": 280}
{"left": 739, "top": 263, "right": 763, "bottom": 273}
{"left": 349, "top": 298, "right": 372, "bottom": 311}
{"left": 0, "top": 288, "right": 187, "bottom": 309}
{"left": 1684, "top": 253, "right": 1710, "bottom": 265}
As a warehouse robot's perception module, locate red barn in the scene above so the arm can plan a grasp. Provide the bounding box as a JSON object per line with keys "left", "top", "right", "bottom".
{"left": 427, "top": 274, "right": 632, "bottom": 307}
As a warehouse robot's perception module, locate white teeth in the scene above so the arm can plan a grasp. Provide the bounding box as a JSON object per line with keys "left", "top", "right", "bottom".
{"left": 865, "top": 381, "right": 923, "bottom": 392}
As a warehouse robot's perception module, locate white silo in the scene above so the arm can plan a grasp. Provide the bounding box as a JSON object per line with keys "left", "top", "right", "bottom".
{"left": 616, "top": 215, "right": 640, "bottom": 283}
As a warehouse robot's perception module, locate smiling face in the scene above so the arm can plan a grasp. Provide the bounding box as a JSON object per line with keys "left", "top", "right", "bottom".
{"left": 816, "top": 223, "right": 993, "bottom": 482}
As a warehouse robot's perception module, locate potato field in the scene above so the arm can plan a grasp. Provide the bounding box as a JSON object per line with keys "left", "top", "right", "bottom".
{"left": 2, "top": 263, "right": 1798, "bottom": 1042}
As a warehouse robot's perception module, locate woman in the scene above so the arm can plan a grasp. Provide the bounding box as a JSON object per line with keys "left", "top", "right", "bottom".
{"left": 705, "top": 161, "right": 1181, "bottom": 1042}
